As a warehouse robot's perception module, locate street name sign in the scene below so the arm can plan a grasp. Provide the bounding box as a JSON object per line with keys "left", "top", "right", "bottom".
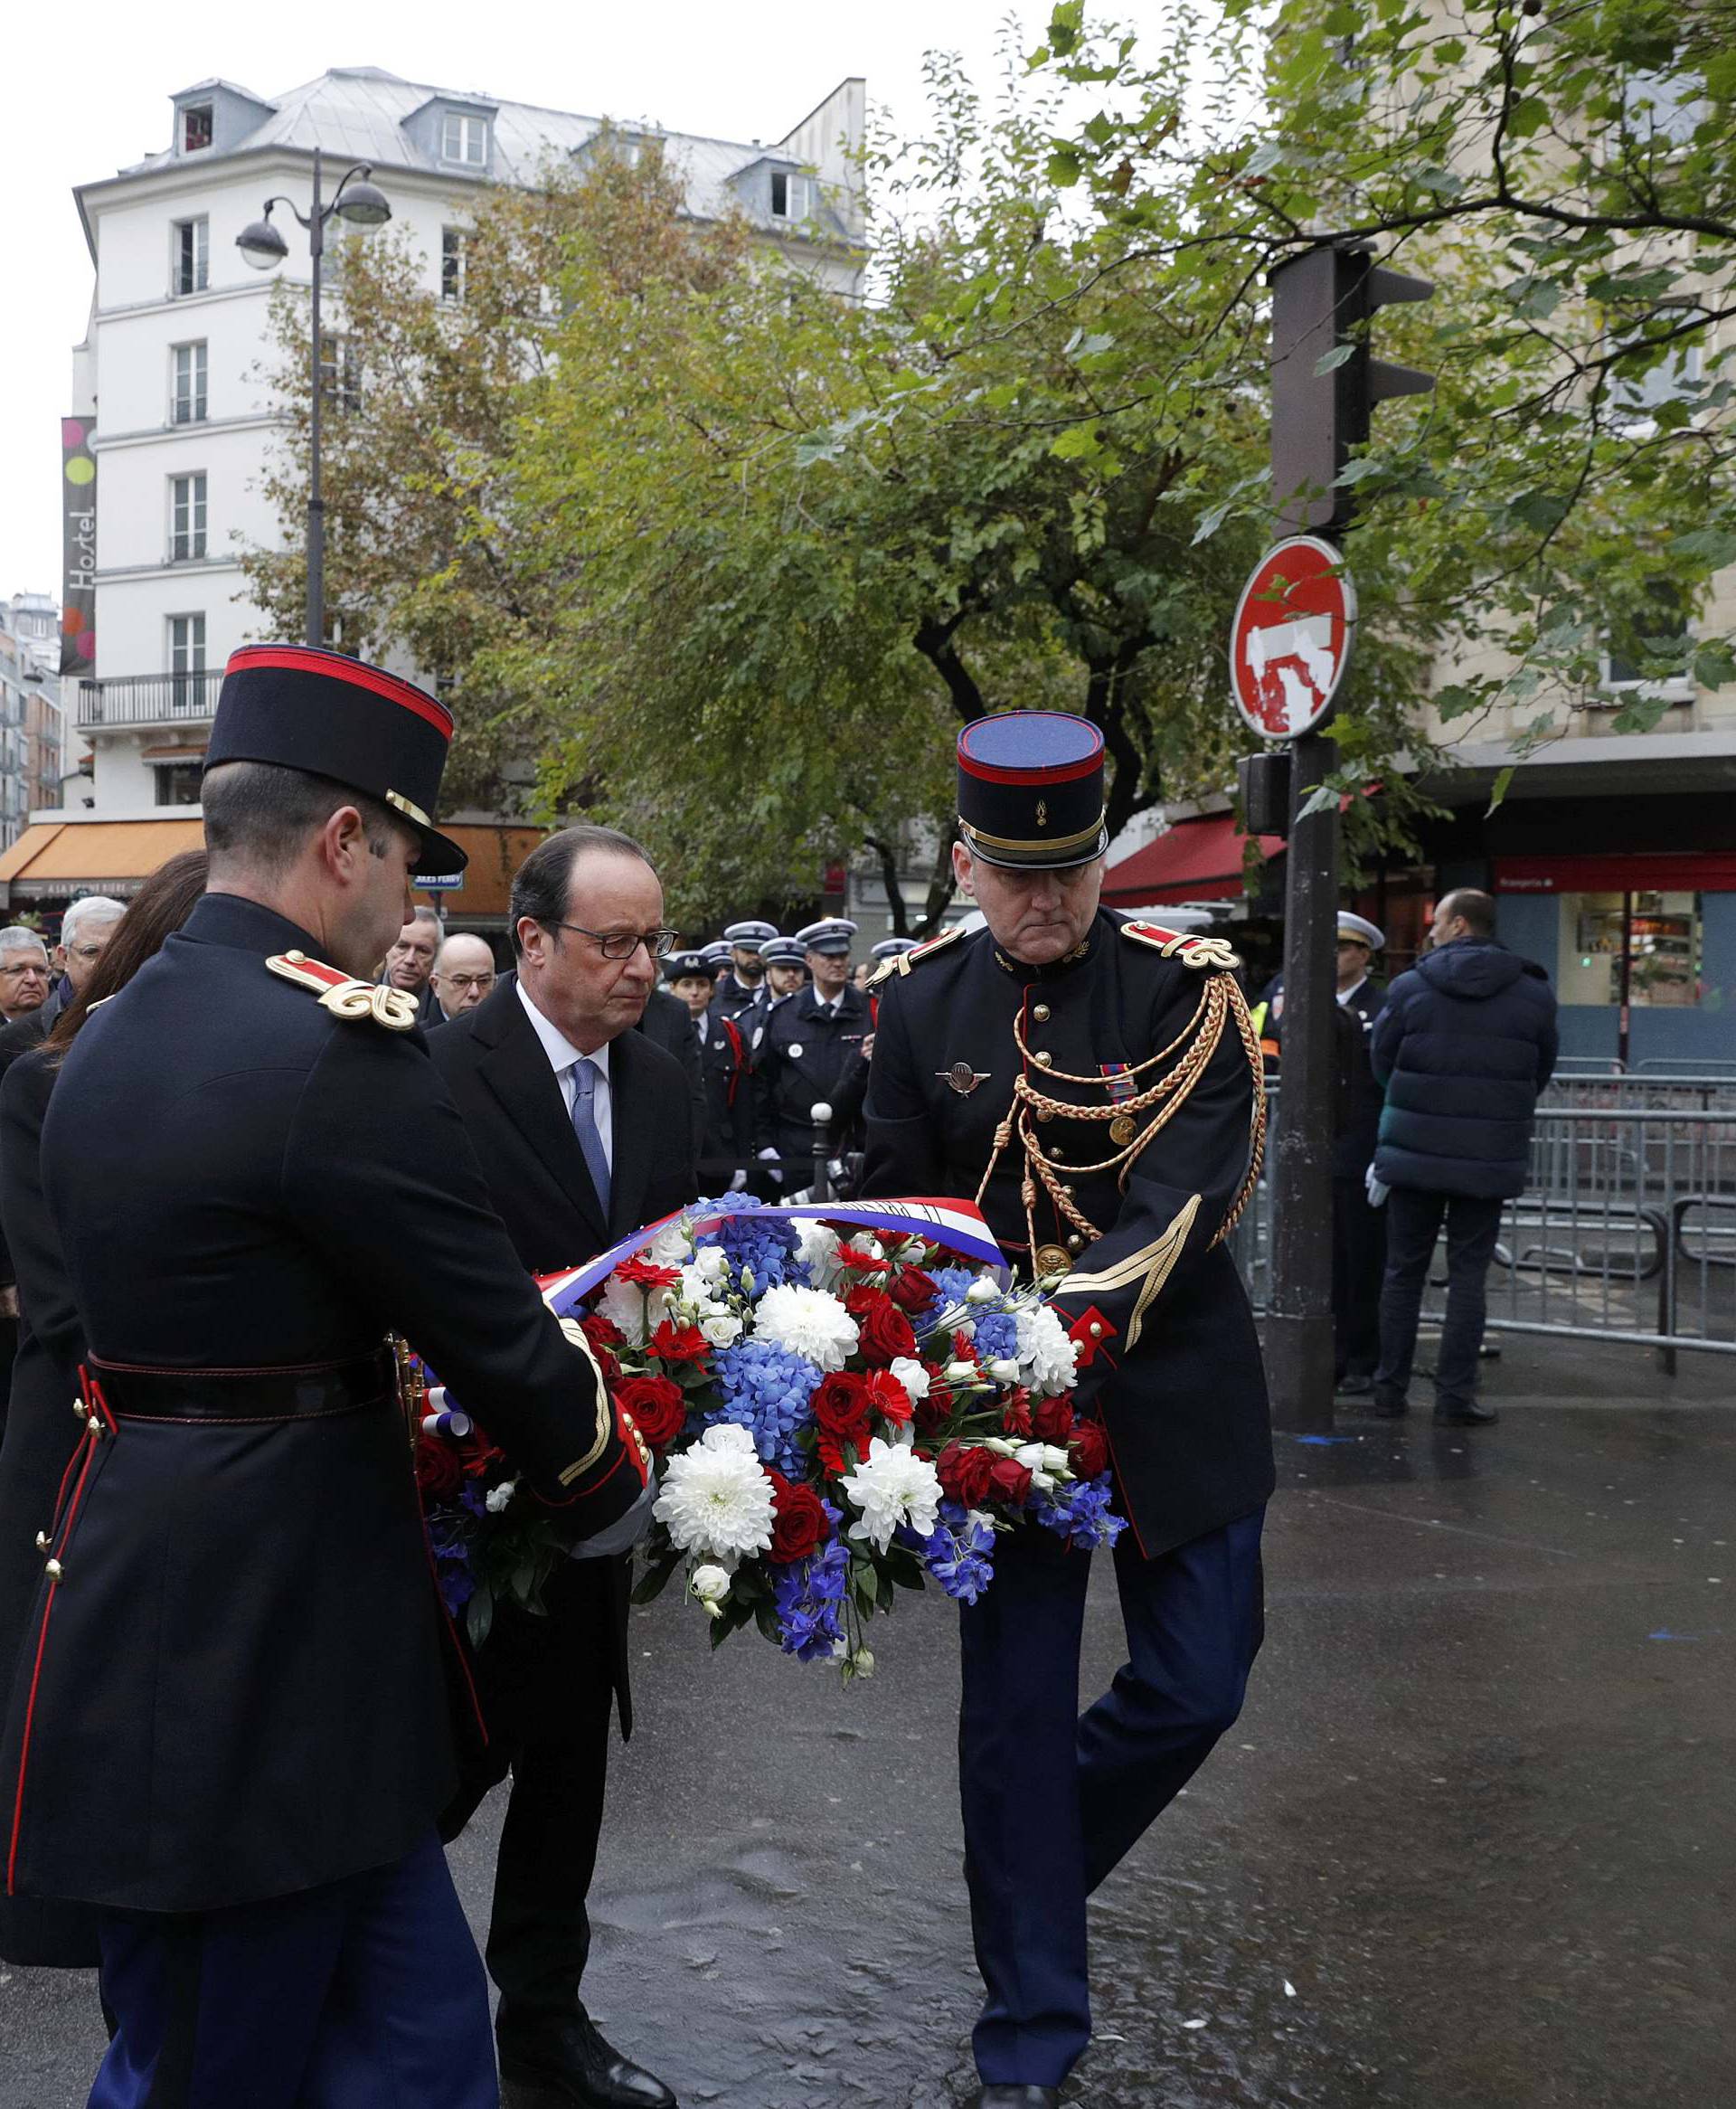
{"left": 1230, "top": 534, "right": 1356, "bottom": 741}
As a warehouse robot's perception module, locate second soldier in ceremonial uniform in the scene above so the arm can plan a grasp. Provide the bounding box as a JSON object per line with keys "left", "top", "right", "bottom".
{"left": 862, "top": 714, "right": 1272, "bottom": 2109}
{"left": 0, "top": 645, "right": 651, "bottom": 2108}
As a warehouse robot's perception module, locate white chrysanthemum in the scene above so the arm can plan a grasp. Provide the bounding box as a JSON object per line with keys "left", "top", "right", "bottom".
{"left": 793, "top": 1219, "right": 843, "bottom": 1287}
{"left": 751, "top": 1283, "right": 859, "bottom": 1372}
{"left": 653, "top": 1423, "right": 775, "bottom": 1560}
{"left": 840, "top": 1436, "right": 943, "bottom": 1552}
{"left": 1017, "top": 1305, "right": 1080, "bottom": 1397}
{"left": 648, "top": 1217, "right": 695, "bottom": 1268}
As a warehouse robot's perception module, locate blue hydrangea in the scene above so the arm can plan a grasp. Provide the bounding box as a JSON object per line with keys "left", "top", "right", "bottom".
{"left": 928, "top": 1264, "right": 980, "bottom": 1311}
{"left": 916, "top": 1500, "right": 997, "bottom": 1603}
{"left": 969, "top": 1308, "right": 1021, "bottom": 1363}
{"left": 708, "top": 1338, "right": 819, "bottom": 1478}
{"left": 693, "top": 1194, "right": 809, "bottom": 1291}
{"left": 772, "top": 1503, "right": 850, "bottom": 1660}
{"left": 1033, "top": 1473, "right": 1127, "bottom": 1554}
{"left": 425, "top": 1483, "right": 486, "bottom": 1614}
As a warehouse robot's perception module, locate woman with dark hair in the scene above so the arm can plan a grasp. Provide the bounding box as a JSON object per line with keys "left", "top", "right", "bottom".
{"left": 0, "top": 850, "right": 208, "bottom": 1967}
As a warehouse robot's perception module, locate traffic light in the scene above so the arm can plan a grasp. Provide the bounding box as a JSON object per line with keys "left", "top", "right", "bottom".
{"left": 1269, "top": 241, "right": 1434, "bottom": 535}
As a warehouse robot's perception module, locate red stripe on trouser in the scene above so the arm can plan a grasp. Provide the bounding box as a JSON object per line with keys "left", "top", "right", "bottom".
{"left": 6, "top": 1424, "right": 100, "bottom": 1894}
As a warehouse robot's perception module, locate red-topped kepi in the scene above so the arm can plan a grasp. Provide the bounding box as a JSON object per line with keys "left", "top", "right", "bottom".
{"left": 205, "top": 644, "right": 467, "bottom": 877}
{"left": 956, "top": 712, "right": 1108, "bottom": 870}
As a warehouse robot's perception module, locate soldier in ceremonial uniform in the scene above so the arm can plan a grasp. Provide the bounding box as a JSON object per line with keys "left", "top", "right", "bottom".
{"left": 0, "top": 645, "right": 650, "bottom": 2109}
{"left": 752, "top": 917, "right": 871, "bottom": 1182}
{"left": 862, "top": 714, "right": 1272, "bottom": 2109}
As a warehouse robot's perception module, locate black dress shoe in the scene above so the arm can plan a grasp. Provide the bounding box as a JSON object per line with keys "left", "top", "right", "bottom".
{"left": 1370, "top": 1393, "right": 1409, "bottom": 1418}
{"left": 1335, "top": 1372, "right": 1375, "bottom": 1397}
{"left": 974, "top": 2088, "right": 1061, "bottom": 2108}
{"left": 1434, "top": 1400, "right": 1497, "bottom": 1425}
{"left": 499, "top": 2017, "right": 678, "bottom": 2109}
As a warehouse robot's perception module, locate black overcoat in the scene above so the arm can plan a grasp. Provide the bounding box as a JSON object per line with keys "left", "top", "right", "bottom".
{"left": 426, "top": 971, "right": 700, "bottom": 1737}
{"left": 753, "top": 982, "right": 873, "bottom": 1164}
{"left": 0, "top": 894, "right": 645, "bottom": 1916}
{"left": 862, "top": 911, "right": 1273, "bottom": 1558}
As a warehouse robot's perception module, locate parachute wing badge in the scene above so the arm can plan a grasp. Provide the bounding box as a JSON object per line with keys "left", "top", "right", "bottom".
{"left": 267, "top": 950, "right": 420, "bottom": 1031}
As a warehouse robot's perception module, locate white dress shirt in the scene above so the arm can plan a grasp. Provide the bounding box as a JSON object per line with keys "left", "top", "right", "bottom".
{"left": 515, "top": 979, "right": 613, "bottom": 1170}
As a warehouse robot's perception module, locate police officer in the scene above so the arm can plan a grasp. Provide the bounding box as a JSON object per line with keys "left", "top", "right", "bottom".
{"left": 861, "top": 713, "right": 1271, "bottom": 2109}
{"left": 710, "top": 919, "right": 777, "bottom": 1027}
{"left": 0, "top": 644, "right": 650, "bottom": 2108}
{"left": 760, "top": 933, "right": 809, "bottom": 1004}
{"left": 752, "top": 917, "right": 870, "bottom": 1179}
{"left": 1331, "top": 911, "right": 1388, "bottom": 1395}
{"left": 667, "top": 946, "right": 754, "bottom": 1188}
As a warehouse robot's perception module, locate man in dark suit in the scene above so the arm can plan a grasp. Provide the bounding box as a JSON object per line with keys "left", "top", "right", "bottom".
{"left": 428, "top": 822, "right": 697, "bottom": 2109}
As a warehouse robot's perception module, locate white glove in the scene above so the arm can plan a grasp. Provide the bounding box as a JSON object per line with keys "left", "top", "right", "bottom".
{"left": 1364, "top": 1163, "right": 1389, "bottom": 1208}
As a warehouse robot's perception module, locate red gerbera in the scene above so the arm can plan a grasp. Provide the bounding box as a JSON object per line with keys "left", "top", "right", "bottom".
{"left": 648, "top": 1320, "right": 710, "bottom": 1366}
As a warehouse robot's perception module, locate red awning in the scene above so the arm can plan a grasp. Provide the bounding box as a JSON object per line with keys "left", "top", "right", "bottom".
{"left": 1493, "top": 851, "right": 1736, "bottom": 895}
{"left": 1103, "top": 813, "right": 1282, "bottom": 906}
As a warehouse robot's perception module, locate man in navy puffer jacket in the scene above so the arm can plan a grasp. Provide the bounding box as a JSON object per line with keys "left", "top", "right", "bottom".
{"left": 1368, "top": 889, "right": 1558, "bottom": 1424}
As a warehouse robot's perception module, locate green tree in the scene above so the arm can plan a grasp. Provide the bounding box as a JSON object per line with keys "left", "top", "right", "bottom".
{"left": 1020, "top": 0, "right": 1736, "bottom": 761}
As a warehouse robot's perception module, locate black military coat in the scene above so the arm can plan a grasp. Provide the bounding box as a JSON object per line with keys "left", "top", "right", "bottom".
{"left": 754, "top": 982, "right": 873, "bottom": 1166}
{"left": 862, "top": 911, "right": 1273, "bottom": 1558}
{"left": 0, "top": 894, "right": 644, "bottom": 1916}
{"left": 0, "top": 1050, "right": 99, "bottom": 1966}
{"left": 710, "top": 973, "right": 770, "bottom": 1032}
{"left": 693, "top": 1007, "right": 755, "bottom": 1182}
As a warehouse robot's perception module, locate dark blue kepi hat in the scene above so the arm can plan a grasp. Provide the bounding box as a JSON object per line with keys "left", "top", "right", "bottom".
{"left": 957, "top": 713, "right": 1107, "bottom": 871}
{"left": 206, "top": 644, "right": 467, "bottom": 878}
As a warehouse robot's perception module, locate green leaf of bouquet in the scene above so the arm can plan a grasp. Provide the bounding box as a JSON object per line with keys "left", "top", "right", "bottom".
{"left": 466, "top": 1586, "right": 495, "bottom": 1650}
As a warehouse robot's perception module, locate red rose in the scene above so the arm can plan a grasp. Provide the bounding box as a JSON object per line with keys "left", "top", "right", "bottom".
{"left": 615, "top": 1374, "right": 686, "bottom": 1451}
{"left": 767, "top": 1472, "right": 832, "bottom": 1563}
{"left": 913, "top": 1392, "right": 949, "bottom": 1438}
{"left": 864, "top": 1368, "right": 913, "bottom": 1426}
{"left": 415, "top": 1439, "right": 463, "bottom": 1502}
{"left": 1001, "top": 1396, "right": 1033, "bottom": 1440}
{"left": 1032, "top": 1395, "right": 1076, "bottom": 1446}
{"left": 887, "top": 1266, "right": 939, "bottom": 1314}
{"left": 648, "top": 1320, "right": 710, "bottom": 1366}
{"left": 986, "top": 1455, "right": 1034, "bottom": 1507}
{"left": 813, "top": 1372, "right": 872, "bottom": 1473}
{"left": 1071, "top": 1419, "right": 1111, "bottom": 1480}
{"left": 937, "top": 1440, "right": 995, "bottom": 1508}
{"left": 856, "top": 1298, "right": 919, "bottom": 1368}
{"left": 843, "top": 1283, "right": 885, "bottom": 1318}
{"left": 581, "top": 1312, "right": 626, "bottom": 1352}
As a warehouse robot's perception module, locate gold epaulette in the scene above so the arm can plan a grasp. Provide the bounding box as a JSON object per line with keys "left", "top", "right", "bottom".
{"left": 866, "top": 921, "right": 967, "bottom": 988}
{"left": 266, "top": 950, "right": 420, "bottom": 1032}
{"left": 1120, "top": 922, "right": 1242, "bottom": 972}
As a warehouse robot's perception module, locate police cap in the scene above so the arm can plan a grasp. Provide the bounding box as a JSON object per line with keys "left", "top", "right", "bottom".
{"left": 760, "top": 936, "right": 807, "bottom": 969}
{"left": 795, "top": 918, "right": 857, "bottom": 957}
{"left": 722, "top": 920, "right": 778, "bottom": 952}
{"left": 665, "top": 950, "right": 719, "bottom": 982}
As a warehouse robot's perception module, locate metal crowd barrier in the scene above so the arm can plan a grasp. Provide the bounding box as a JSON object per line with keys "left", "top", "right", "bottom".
{"left": 1232, "top": 1092, "right": 1736, "bottom": 1362}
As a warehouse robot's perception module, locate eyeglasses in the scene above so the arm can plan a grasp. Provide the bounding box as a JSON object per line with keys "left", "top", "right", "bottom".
{"left": 439, "top": 972, "right": 496, "bottom": 992}
{"left": 548, "top": 921, "right": 678, "bottom": 961}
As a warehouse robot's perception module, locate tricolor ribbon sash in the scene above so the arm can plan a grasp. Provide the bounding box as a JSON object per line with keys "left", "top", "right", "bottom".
{"left": 535, "top": 1197, "right": 1005, "bottom": 1319}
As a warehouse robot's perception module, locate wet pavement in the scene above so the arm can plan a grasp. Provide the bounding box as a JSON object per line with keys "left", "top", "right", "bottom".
{"left": 4, "top": 1335, "right": 1731, "bottom": 2107}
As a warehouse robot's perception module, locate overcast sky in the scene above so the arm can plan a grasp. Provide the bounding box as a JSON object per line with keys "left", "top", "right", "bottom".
{"left": 2, "top": 0, "right": 1055, "bottom": 602}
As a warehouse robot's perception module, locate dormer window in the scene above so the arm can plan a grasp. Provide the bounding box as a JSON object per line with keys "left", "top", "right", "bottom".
{"left": 182, "top": 104, "right": 213, "bottom": 153}
{"left": 441, "top": 111, "right": 489, "bottom": 166}
{"left": 769, "top": 171, "right": 813, "bottom": 222}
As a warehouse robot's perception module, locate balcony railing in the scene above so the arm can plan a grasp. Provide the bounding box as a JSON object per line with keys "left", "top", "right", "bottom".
{"left": 77, "top": 671, "right": 220, "bottom": 729}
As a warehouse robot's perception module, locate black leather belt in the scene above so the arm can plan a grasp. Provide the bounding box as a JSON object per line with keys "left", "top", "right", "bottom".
{"left": 88, "top": 1348, "right": 395, "bottom": 1424}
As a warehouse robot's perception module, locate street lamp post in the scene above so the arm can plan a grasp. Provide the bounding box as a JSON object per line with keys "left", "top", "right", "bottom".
{"left": 237, "top": 149, "right": 392, "bottom": 647}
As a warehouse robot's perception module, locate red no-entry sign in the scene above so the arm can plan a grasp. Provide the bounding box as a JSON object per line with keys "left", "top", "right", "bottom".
{"left": 1229, "top": 535, "right": 1356, "bottom": 740}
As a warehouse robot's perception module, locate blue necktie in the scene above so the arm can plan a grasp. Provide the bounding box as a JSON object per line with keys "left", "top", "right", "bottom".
{"left": 570, "top": 1057, "right": 610, "bottom": 1215}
